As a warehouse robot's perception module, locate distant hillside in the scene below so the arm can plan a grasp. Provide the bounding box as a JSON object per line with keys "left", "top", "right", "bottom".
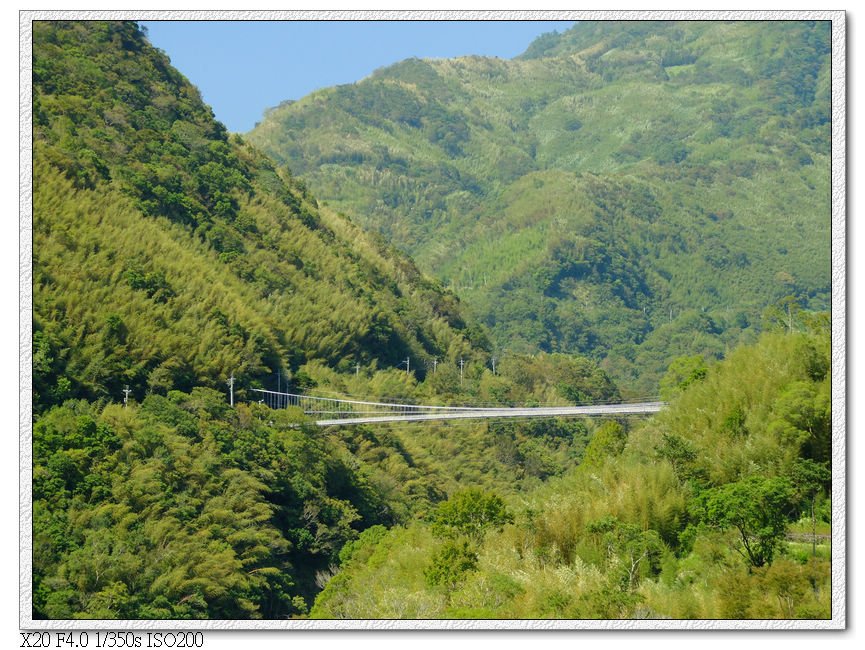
{"left": 32, "top": 20, "right": 482, "bottom": 414}
{"left": 29, "top": 20, "right": 833, "bottom": 622}
{"left": 249, "top": 20, "right": 831, "bottom": 392}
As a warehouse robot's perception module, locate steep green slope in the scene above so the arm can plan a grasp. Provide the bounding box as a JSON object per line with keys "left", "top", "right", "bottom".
{"left": 32, "top": 21, "right": 483, "bottom": 414}
{"left": 33, "top": 393, "right": 387, "bottom": 618}
{"left": 310, "top": 322, "right": 831, "bottom": 619}
{"left": 249, "top": 20, "right": 831, "bottom": 392}
{"left": 31, "top": 21, "right": 634, "bottom": 620}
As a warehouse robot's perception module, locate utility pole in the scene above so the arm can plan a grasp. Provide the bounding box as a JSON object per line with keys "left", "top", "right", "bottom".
{"left": 401, "top": 357, "right": 410, "bottom": 375}
{"left": 432, "top": 357, "right": 438, "bottom": 373}
{"left": 122, "top": 385, "right": 132, "bottom": 408}
{"left": 227, "top": 373, "right": 235, "bottom": 407}
{"left": 459, "top": 358, "right": 465, "bottom": 385}
{"left": 355, "top": 363, "right": 361, "bottom": 377}
{"left": 491, "top": 357, "right": 497, "bottom": 375}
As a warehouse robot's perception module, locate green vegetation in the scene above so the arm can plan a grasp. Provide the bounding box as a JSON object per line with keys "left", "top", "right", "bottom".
{"left": 33, "top": 20, "right": 482, "bottom": 415}
{"left": 31, "top": 19, "right": 833, "bottom": 622}
{"left": 285, "top": 351, "right": 623, "bottom": 497}
{"left": 30, "top": 19, "right": 485, "bottom": 619}
{"left": 249, "top": 20, "right": 830, "bottom": 393}
{"left": 311, "top": 326, "right": 832, "bottom": 619}
{"left": 32, "top": 331, "right": 633, "bottom": 619}
{"left": 34, "top": 394, "right": 352, "bottom": 618}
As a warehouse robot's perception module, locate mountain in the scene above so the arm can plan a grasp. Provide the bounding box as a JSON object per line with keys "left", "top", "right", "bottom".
{"left": 30, "top": 20, "right": 625, "bottom": 620}
{"left": 32, "top": 20, "right": 484, "bottom": 414}
{"left": 29, "top": 19, "right": 833, "bottom": 622}
{"left": 248, "top": 20, "right": 831, "bottom": 393}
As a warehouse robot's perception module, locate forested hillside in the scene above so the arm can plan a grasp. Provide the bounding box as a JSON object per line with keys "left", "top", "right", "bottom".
{"left": 32, "top": 348, "right": 628, "bottom": 618}
{"left": 32, "top": 20, "right": 484, "bottom": 416}
{"left": 249, "top": 20, "right": 831, "bottom": 392}
{"left": 30, "top": 20, "right": 491, "bottom": 618}
{"left": 311, "top": 323, "right": 832, "bottom": 619}
{"left": 31, "top": 20, "right": 627, "bottom": 620}
{"left": 30, "top": 19, "right": 833, "bottom": 622}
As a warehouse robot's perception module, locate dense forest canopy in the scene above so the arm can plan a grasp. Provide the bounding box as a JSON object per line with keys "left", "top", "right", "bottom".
{"left": 32, "top": 20, "right": 487, "bottom": 416}
{"left": 249, "top": 20, "right": 831, "bottom": 393}
{"left": 30, "top": 19, "right": 834, "bottom": 622}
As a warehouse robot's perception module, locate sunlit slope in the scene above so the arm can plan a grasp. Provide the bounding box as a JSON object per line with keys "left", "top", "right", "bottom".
{"left": 32, "top": 21, "right": 481, "bottom": 413}
{"left": 249, "top": 20, "right": 831, "bottom": 391}
{"left": 309, "top": 324, "right": 831, "bottom": 620}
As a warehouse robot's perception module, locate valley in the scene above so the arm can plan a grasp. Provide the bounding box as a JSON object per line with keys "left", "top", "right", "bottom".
{"left": 29, "top": 19, "right": 835, "bottom": 622}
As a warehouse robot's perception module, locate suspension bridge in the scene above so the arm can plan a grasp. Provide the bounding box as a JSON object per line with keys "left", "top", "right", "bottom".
{"left": 249, "top": 389, "right": 665, "bottom": 427}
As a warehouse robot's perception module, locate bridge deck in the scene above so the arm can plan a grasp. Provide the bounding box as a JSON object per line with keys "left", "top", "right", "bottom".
{"left": 314, "top": 402, "right": 664, "bottom": 426}
{"left": 249, "top": 389, "right": 664, "bottom": 427}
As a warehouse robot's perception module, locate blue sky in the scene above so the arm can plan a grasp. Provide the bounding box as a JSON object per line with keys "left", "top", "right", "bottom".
{"left": 140, "top": 20, "right": 575, "bottom": 133}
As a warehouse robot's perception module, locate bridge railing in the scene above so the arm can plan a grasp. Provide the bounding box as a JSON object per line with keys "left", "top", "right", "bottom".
{"left": 249, "top": 388, "right": 498, "bottom": 419}
{"left": 248, "top": 388, "right": 665, "bottom": 425}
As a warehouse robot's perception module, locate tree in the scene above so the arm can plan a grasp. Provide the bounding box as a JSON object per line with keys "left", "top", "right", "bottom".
{"left": 429, "top": 489, "right": 512, "bottom": 543}
{"left": 585, "top": 515, "right": 663, "bottom": 590}
{"left": 699, "top": 475, "right": 795, "bottom": 568}
{"left": 424, "top": 540, "right": 478, "bottom": 591}
{"left": 790, "top": 459, "right": 831, "bottom": 557}
{"left": 655, "top": 432, "right": 707, "bottom": 485}
{"left": 767, "top": 380, "right": 831, "bottom": 463}
{"left": 659, "top": 355, "right": 708, "bottom": 401}
{"left": 581, "top": 421, "right": 627, "bottom": 468}
{"left": 762, "top": 295, "right": 803, "bottom": 334}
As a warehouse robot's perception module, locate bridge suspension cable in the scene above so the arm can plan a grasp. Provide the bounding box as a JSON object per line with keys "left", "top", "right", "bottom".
{"left": 249, "top": 389, "right": 664, "bottom": 427}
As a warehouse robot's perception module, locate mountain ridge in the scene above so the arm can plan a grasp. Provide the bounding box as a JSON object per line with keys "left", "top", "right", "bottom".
{"left": 32, "top": 20, "right": 485, "bottom": 413}
{"left": 29, "top": 18, "right": 834, "bottom": 622}
{"left": 248, "top": 19, "right": 830, "bottom": 391}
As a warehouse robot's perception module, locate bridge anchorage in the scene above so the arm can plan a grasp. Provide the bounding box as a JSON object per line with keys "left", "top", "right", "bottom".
{"left": 249, "top": 389, "right": 665, "bottom": 427}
